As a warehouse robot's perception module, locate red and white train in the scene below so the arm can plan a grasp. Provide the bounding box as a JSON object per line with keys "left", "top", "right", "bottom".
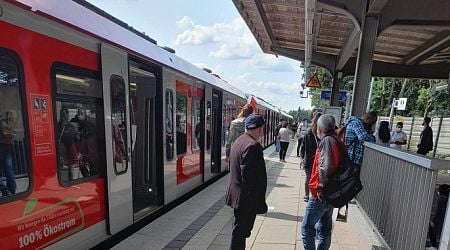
{"left": 0, "top": 0, "right": 292, "bottom": 249}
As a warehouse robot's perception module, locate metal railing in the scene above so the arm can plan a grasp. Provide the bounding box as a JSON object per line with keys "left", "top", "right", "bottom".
{"left": 357, "top": 142, "right": 450, "bottom": 250}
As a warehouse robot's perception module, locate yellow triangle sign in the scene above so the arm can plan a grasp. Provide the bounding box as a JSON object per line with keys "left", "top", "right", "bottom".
{"left": 306, "top": 73, "right": 321, "bottom": 88}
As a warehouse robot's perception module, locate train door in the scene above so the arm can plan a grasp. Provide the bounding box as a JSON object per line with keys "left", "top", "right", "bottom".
{"left": 129, "top": 64, "right": 163, "bottom": 219}
{"left": 210, "top": 90, "right": 223, "bottom": 173}
{"left": 101, "top": 44, "right": 133, "bottom": 234}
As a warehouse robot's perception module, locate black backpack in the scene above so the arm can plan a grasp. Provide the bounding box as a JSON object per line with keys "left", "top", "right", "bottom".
{"left": 323, "top": 137, "right": 363, "bottom": 208}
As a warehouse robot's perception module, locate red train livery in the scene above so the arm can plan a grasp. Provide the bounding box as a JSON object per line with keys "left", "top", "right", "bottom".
{"left": 0, "top": 0, "right": 292, "bottom": 249}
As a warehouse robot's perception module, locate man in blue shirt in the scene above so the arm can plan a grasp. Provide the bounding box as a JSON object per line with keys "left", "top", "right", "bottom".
{"left": 344, "top": 111, "right": 377, "bottom": 177}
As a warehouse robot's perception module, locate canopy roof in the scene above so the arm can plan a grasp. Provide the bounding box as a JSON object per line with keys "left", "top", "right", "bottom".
{"left": 233, "top": 0, "right": 450, "bottom": 79}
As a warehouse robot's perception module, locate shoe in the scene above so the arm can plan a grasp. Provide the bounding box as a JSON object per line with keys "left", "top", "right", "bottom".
{"left": 336, "top": 213, "right": 347, "bottom": 222}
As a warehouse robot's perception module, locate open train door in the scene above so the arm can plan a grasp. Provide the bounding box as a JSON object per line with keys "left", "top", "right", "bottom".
{"left": 101, "top": 44, "right": 133, "bottom": 234}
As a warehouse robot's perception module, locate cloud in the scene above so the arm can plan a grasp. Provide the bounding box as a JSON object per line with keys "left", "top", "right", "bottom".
{"left": 174, "top": 17, "right": 258, "bottom": 59}
{"left": 242, "top": 54, "right": 301, "bottom": 72}
{"left": 229, "top": 74, "right": 311, "bottom": 111}
{"left": 192, "top": 62, "right": 223, "bottom": 76}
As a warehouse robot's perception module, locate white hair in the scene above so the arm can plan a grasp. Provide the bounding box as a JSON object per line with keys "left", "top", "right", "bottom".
{"left": 317, "top": 114, "right": 336, "bottom": 134}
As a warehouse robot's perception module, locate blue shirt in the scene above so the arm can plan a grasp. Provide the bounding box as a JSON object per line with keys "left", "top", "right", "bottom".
{"left": 345, "top": 116, "right": 375, "bottom": 165}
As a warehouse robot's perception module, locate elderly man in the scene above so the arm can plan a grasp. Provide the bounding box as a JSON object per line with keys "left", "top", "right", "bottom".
{"left": 302, "top": 114, "right": 345, "bottom": 250}
{"left": 226, "top": 113, "right": 268, "bottom": 250}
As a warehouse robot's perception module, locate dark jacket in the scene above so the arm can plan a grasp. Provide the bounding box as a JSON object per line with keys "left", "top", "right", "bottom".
{"left": 226, "top": 133, "right": 268, "bottom": 214}
{"left": 300, "top": 129, "right": 318, "bottom": 169}
{"left": 418, "top": 126, "right": 433, "bottom": 154}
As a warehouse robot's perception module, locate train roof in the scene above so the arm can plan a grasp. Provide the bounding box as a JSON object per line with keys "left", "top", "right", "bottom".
{"left": 11, "top": 0, "right": 247, "bottom": 99}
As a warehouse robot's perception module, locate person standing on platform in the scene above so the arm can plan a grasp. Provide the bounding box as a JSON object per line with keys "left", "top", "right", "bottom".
{"left": 417, "top": 117, "right": 433, "bottom": 155}
{"left": 373, "top": 121, "right": 390, "bottom": 147}
{"left": 301, "top": 114, "right": 344, "bottom": 250}
{"left": 345, "top": 111, "right": 377, "bottom": 178}
{"left": 274, "top": 119, "right": 283, "bottom": 153}
{"left": 300, "top": 112, "right": 321, "bottom": 202}
{"left": 390, "top": 122, "right": 407, "bottom": 149}
{"left": 225, "top": 104, "right": 254, "bottom": 162}
{"left": 296, "top": 123, "right": 304, "bottom": 157}
{"left": 226, "top": 113, "right": 268, "bottom": 250}
{"left": 278, "top": 122, "right": 291, "bottom": 162}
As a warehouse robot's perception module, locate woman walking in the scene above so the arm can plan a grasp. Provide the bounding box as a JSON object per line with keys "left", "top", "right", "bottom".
{"left": 278, "top": 122, "right": 291, "bottom": 162}
{"left": 300, "top": 112, "right": 321, "bottom": 202}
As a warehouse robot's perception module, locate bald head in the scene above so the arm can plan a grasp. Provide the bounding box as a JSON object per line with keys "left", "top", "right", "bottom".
{"left": 362, "top": 111, "right": 377, "bottom": 127}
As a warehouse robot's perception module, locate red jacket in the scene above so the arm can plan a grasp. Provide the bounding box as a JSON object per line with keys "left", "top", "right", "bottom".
{"left": 309, "top": 135, "right": 345, "bottom": 198}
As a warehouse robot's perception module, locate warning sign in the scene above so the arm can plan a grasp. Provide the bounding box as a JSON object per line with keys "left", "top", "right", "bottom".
{"left": 30, "top": 94, "right": 54, "bottom": 156}
{"left": 306, "top": 74, "right": 321, "bottom": 88}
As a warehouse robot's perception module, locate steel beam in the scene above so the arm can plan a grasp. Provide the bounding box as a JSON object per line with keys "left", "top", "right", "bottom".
{"left": 335, "top": 28, "right": 361, "bottom": 70}
{"left": 351, "top": 16, "right": 379, "bottom": 117}
{"left": 341, "top": 58, "right": 450, "bottom": 79}
{"left": 330, "top": 71, "right": 341, "bottom": 106}
{"left": 403, "top": 31, "right": 450, "bottom": 65}
{"left": 271, "top": 45, "right": 336, "bottom": 73}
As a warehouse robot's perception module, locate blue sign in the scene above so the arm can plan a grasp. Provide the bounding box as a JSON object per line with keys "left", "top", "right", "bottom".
{"left": 320, "top": 90, "right": 347, "bottom": 101}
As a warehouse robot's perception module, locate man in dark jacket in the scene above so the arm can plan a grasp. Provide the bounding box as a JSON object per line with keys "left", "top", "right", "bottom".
{"left": 417, "top": 117, "right": 433, "bottom": 155}
{"left": 226, "top": 113, "right": 268, "bottom": 250}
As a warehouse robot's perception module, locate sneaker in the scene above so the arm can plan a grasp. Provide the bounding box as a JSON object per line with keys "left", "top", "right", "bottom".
{"left": 336, "top": 213, "right": 347, "bottom": 222}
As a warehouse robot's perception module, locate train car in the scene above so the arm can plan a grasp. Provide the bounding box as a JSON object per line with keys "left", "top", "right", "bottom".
{"left": 0, "top": 0, "right": 286, "bottom": 249}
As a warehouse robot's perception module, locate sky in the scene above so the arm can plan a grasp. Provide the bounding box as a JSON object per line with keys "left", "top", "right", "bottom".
{"left": 88, "top": 0, "right": 311, "bottom": 111}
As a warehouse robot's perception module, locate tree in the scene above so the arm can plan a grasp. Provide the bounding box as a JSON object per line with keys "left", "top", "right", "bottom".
{"left": 288, "top": 108, "right": 312, "bottom": 123}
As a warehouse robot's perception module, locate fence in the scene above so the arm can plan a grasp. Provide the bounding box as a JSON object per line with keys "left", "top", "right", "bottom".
{"left": 357, "top": 142, "right": 450, "bottom": 250}
{"left": 378, "top": 116, "right": 450, "bottom": 159}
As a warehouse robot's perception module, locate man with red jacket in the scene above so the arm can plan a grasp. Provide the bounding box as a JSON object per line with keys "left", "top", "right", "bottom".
{"left": 301, "top": 114, "right": 345, "bottom": 250}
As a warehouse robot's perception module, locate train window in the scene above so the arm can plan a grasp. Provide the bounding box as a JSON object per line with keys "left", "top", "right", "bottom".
{"left": 206, "top": 101, "right": 211, "bottom": 150}
{"left": 0, "top": 50, "right": 30, "bottom": 200}
{"left": 110, "top": 76, "right": 128, "bottom": 175}
{"left": 176, "top": 93, "right": 187, "bottom": 155}
{"left": 53, "top": 65, "right": 105, "bottom": 184}
{"left": 165, "top": 89, "right": 174, "bottom": 160}
{"left": 192, "top": 98, "right": 201, "bottom": 151}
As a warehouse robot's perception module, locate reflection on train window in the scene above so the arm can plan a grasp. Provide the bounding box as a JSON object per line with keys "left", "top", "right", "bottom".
{"left": 206, "top": 101, "right": 211, "bottom": 150}
{"left": 176, "top": 93, "right": 187, "bottom": 155}
{"left": 165, "top": 89, "right": 174, "bottom": 160}
{"left": 0, "top": 52, "right": 30, "bottom": 199}
{"left": 110, "top": 76, "right": 128, "bottom": 174}
{"left": 54, "top": 67, "right": 105, "bottom": 184}
{"left": 192, "top": 98, "right": 201, "bottom": 151}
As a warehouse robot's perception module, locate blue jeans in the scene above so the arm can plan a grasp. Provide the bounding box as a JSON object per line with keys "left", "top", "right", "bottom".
{"left": 301, "top": 197, "right": 334, "bottom": 250}
{"left": 275, "top": 137, "right": 280, "bottom": 152}
{"left": 0, "top": 146, "right": 16, "bottom": 194}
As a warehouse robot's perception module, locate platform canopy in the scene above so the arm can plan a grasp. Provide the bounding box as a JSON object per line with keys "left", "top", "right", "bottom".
{"left": 232, "top": 0, "right": 450, "bottom": 79}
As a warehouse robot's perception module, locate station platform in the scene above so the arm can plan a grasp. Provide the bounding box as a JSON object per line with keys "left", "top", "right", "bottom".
{"left": 113, "top": 142, "right": 386, "bottom": 250}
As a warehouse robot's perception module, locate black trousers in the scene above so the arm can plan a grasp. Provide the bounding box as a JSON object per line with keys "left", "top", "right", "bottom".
{"left": 279, "top": 142, "right": 289, "bottom": 160}
{"left": 231, "top": 208, "right": 257, "bottom": 250}
{"left": 296, "top": 138, "right": 303, "bottom": 156}
{"left": 304, "top": 167, "right": 311, "bottom": 197}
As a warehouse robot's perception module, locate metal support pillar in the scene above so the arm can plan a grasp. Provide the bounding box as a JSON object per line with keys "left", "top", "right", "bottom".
{"left": 350, "top": 16, "right": 379, "bottom": 117}
{"left": 330, "top": 71, "right": 341, "bottom": 106}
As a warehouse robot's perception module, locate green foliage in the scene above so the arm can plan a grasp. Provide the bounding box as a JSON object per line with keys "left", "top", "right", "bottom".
{"left": 288, "top": 108, "right": 312, "bottom": 123}
{"left": 302, "top": 65, "right": 449, "bottom": 117}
